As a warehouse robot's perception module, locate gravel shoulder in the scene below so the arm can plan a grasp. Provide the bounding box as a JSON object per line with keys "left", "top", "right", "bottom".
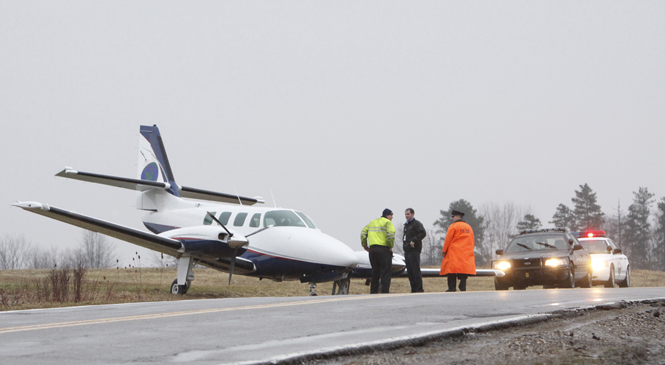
{"left": 302, "top": 300, "right": 665, "bottom": 365}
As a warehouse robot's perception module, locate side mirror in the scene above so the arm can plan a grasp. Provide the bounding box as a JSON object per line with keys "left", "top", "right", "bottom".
{"left": 573, "top": 244, "right": 584, "bottom": 251}
{"left": 613, "top": 248, "right": 622, "bottom": 254}
{"left": 496, "top": 249, "right": 504, "bottom": 255}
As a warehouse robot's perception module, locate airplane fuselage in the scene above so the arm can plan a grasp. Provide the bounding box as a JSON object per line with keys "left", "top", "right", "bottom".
{"left": 144, "top": 197, "right": 359, "bottom": 282}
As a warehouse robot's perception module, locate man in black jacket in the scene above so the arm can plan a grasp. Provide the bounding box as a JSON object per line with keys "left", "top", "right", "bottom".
{"left": 403, "top": 208, "right": 427, "bottom": 293}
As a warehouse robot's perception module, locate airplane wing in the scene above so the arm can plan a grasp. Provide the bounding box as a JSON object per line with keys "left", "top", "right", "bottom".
{"left": 12, "top": 201, "right": 182, "bottom": 255}
{"left": 419, "top": 268, "right": 505, "bottom": 277}
{"left": 56, "top": 169, "right": 264, "bottom": 205}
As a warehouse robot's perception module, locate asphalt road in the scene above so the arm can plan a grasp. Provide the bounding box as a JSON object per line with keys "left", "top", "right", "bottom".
{"left": 1, "top": 288, "right": 664, "bottom": 365}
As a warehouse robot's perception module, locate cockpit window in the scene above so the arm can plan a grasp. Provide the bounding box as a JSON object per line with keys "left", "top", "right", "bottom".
{"left": 264, "top": 210, "right": 306, "bottom": 227}
{"left": 505, "top": 234, "right": 569, "bottom": 253}
{"left": 295, "top": 211, "right": 316, "bottom": 228}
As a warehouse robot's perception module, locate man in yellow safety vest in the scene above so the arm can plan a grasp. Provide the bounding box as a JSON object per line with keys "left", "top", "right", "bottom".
{"left": 361, "top": 209, "right": 396, "bottom": 293}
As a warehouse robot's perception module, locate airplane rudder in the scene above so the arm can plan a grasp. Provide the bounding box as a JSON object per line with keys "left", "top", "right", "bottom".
{"left": 137, "top": 125, "right": 180, "bottom": 197}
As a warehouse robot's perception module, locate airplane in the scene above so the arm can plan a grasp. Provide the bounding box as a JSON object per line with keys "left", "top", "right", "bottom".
{"left": 14, "top": 125, "right": 502, "bottom": 296}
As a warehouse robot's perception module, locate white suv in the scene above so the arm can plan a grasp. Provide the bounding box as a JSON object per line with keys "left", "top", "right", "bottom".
{"left": 577, "top": 230, "right": 630, "bottom": 288}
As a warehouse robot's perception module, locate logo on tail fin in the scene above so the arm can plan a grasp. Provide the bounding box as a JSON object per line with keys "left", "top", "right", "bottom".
{"left": 141, "top": 163, "right": 159, "bottom": 181}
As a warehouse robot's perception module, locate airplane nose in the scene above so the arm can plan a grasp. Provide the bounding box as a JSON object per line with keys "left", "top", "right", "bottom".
{"left": 288, "top": 229, "right": 358, "bottom": 268}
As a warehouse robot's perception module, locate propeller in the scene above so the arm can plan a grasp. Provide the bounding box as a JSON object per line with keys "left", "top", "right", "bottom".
{"left": 206, "top": 212, "right": 270, "bottom": 285}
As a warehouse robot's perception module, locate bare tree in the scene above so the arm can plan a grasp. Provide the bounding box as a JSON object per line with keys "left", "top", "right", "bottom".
{"left": 480, "top": 202, "right": 522, "bottom": 262}
{"left": 0, "top": 234, "right": 32, "bottom": 270}
{"left": 27, "top": 245, "right": 60, "bottom": 269}
{"left": 78, "top": 231, "right": 116, "bottom": 268}
{"left": 148, "top": 250, "right": 177, "bottom": 268}
{"left": 392, "top": 223, "right": 405, "bottom": 255}
{"left": 422, "top": 227, "right": 442, "bottom": 266}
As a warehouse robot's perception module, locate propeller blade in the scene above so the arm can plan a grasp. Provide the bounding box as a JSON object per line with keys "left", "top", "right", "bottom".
{"left": 228, "top": 249, "right": 237, "bottom": 285}
{"left": 245, "top": 226, "right": 270, "bottom": 238}
{"left": 207, "top": 211, "right": 233, "bottom": 237}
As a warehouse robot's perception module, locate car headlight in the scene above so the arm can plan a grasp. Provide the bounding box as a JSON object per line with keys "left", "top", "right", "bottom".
{"left": 592, "top": 260, "right": 608, "bottom": 270}
{"left": 495, "top": 261, "right": 511, "bottom": 270}
{"left": 545, "top": 258, "right": 566, "bottom": 267}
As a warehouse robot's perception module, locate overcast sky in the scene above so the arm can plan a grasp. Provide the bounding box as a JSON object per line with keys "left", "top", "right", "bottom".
{"left": 2, "top": 1, "right": 664, "bottom": 265}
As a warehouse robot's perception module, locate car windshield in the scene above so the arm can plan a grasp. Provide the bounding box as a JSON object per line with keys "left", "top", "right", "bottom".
{"left": 580, "top": 239, "right": 610, "bottom": 254}
{"left": 505, "top": 234, "right": 569, "bottom": 253}
{"left": 263, "top": 210, "right": 307, "bottom": 227}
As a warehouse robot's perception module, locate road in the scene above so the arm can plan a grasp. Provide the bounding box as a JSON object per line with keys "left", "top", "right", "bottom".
{"left": 1, "top": 288, "right": 664, "bottom": 365}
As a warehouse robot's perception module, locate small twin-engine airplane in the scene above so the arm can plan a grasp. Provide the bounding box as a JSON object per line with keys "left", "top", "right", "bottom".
{"left": 14, "top": 125, "right": 501, "bottom": 296}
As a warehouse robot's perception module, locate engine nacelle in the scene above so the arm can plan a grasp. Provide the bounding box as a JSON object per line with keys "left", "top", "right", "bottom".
{"left": 158, "top": 226, "right": 248, "bottom": 257}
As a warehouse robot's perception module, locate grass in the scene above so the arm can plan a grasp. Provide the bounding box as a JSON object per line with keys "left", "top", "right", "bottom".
{"left": 1, "top": 267, "right": 664, "bottom": 312}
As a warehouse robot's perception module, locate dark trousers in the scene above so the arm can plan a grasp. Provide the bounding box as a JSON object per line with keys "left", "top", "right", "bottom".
{"left": 404, "top": 251, "right": 423, "bottom": 293}
{"left": 447, "top": 274, "right": 468, "bottom": 292}
{"left": 369, "top": 245, "right": 392, "bottom": 294}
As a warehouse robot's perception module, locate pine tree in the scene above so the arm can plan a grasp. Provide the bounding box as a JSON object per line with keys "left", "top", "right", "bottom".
{"left": 434, "top": 199, "right": 486, "bottom": 265}
{"left": 625, "top": 187, "right": 655, "bottom": 269}
{"left": 516, "top": 214, "right": 542, "bottom": 231}
{"left": 572, "top": 183, "right": 604, "bottom": 230}
{"left": 550, "top": 204, "right": 577, "bottom": 231}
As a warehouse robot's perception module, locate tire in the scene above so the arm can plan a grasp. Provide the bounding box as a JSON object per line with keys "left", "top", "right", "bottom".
{"left": 580, "top": 271, "right": 592, "bottom": 288}
{"left": 494, "top": 278, "right": 509, "bottom": 291}
{"left": 170, "top": 279, "right": 189, "bottom": 295}
{"left": 618, "top": 266, "right": 630, "bottom": 288}
{"left": 563, "top": 268, "right": 575, "bottom": 288}
{"left": 604, "top": 265, "right": 616, "bottom": 288}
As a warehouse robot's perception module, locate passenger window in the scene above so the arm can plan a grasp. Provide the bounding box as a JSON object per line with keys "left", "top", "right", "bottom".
{"left": 234, "top": 212, "right": 248, "bottom": 226}
{"left": 249, "top": 213, "right": 261, "bottom": 228}
{"left": 203, "top": 211, "right": 217, "bottom": 225}
{"left": 219, "top": 212, "right": 232, "bottom": 225}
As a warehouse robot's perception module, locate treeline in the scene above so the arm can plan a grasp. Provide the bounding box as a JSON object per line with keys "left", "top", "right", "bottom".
{"left": 397, "top": 184, "right": 665, "bottom": 271}
{"left": 0, "top": 230, "right": 116, "bottom": 270}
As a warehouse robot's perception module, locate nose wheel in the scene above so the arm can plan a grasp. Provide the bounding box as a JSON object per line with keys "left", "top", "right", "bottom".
{"left": 308, "top": 282, "right": 318, "bottom": 296}
{"left": 170, "top": 279, "right": 190, "bottom": 295}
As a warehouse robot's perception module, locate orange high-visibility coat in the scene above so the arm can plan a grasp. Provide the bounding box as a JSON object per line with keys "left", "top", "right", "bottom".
{"left": 440, "top": 220, "right": 476, "bottom": 275}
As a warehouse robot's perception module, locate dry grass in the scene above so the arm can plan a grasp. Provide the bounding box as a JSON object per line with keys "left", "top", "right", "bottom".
{"left": 1, "top": 267, "right": 663, "bottom": 311}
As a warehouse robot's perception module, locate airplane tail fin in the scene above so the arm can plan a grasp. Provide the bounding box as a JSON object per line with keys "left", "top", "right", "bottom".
{"left": 138, "top": 125, "right": 180, "bottom": 197}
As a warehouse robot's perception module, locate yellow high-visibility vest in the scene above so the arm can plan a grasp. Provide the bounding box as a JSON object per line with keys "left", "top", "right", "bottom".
{"left": 361, "top": 217, "right": 395, "bottom": 249}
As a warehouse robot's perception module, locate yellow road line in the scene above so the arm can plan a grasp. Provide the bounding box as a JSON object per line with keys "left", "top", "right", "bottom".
{"left": 0, "top": 294, "right": 411, "bottom": 334}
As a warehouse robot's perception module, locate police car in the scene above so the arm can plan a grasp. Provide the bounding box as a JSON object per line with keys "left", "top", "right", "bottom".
{"left": 492, "top": 228, "right": 592, "bottom": 290}
{"left": 576, "top": 230, "right": 630, "bottom": 288}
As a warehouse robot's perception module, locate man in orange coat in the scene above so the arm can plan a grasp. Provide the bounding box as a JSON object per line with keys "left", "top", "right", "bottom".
{"left": 440, "top": 210, "right": 476, "bottom": 292}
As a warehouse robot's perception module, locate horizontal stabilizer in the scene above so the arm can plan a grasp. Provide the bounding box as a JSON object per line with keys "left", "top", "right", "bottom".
{"left": 56, "top": 168, "right": 264, "bottom": 205}
{"left": 180, "top": 186, "right": 264, "bottom": 205}
{"left": 56, "top": 169, "right": 168, "bottom": 191}
{"left": 12, "top": 201, "right": 182, "bottom": 255}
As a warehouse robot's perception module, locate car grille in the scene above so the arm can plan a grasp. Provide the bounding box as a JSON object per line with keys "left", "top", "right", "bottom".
{"left": 512, "top": 258, "right": 542, "bottom": 268}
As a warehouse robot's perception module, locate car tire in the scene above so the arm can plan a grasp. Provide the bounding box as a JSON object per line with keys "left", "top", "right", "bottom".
{"left": 563, "top": 267, "right": 575, "bottom": 288}
{"left": 618, "top": 266, "right": 631, "bottom": 288}
{"left": 494, "top": 278, "right": 509, "bottom": 291}
{"left": 580, "top": 271, "right": 592, "bottom": 288}
{"left": 604, "top": 265, "right": 616, "bottom": 288}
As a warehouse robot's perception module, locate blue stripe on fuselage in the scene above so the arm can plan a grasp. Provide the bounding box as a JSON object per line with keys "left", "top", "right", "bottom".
{"left": 241, "top": 249, "right": 346, "bottom": 279}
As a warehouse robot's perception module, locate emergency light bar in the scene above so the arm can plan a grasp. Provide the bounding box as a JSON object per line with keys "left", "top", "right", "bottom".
{"left": 580, "top": 230, "right": 606, "bottom": 238}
